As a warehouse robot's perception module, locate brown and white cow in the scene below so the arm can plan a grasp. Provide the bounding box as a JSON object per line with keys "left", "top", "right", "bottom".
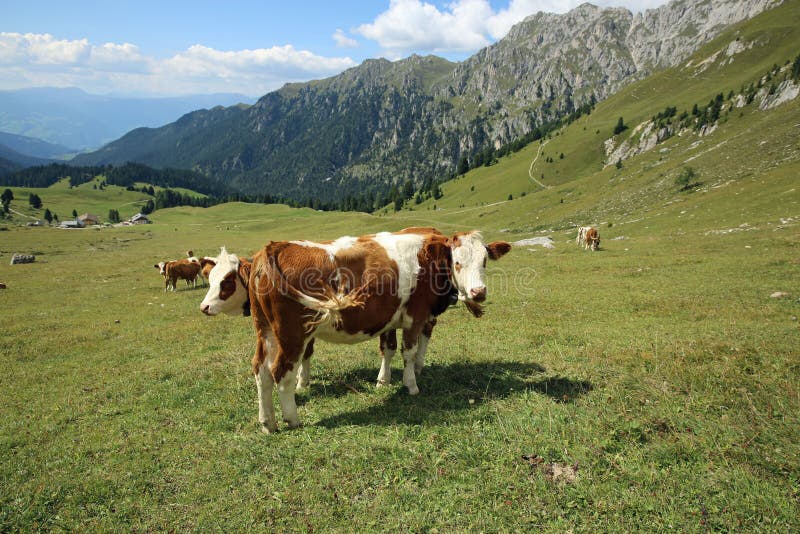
{"left": 155, "top": 259, "right": 202, "bottom": 292}
{"left": 200, "top": 229, "right": 506, "bottom": 433}
{"left": 577, "top": 226, "right": 600, "bottom": 251}
{"left": 371, "top": 228, "right": 511, "bottom": 389}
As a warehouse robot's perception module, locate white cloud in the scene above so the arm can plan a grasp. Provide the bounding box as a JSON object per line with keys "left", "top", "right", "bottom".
{"left": 355, "top": 0, "right": 669, "bottom": 58}
{"left": 0, "top": 32, "right": 356, "bottom": 96}
{"left": 333, "top": 29, "right": 359, "bottom": 48}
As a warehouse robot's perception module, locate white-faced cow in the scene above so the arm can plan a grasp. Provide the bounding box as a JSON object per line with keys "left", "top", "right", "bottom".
{"left": 200, "top": 229, "right": 508, "bottom": 433}
{"left": 371, "top": 228, "right": 511, "bottom": 389}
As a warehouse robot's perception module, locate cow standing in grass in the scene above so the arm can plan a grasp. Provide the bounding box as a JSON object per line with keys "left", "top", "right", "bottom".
{"left": 155, "top": 259, "right": 202, "bottom": 292}
{"left": 577, "top": 226, "right": 600, "bottom": 251}
{"left": 199, "top": 228, "right": 509, "bottom": 433}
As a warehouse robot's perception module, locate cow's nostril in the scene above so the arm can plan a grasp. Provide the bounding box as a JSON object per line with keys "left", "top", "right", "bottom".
{"left": 470, "top": 287, "right": 487, "bottom": 302}
{"left": 201, "top": 304, "right": 211, "bottom": 315}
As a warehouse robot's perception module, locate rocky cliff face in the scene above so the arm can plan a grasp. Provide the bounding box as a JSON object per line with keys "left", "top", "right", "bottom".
{"left": 74, "top": 0, "right": 783, "bottom": 204}
{"left": 447, "top": 0, "right": 782, "bottom": 145}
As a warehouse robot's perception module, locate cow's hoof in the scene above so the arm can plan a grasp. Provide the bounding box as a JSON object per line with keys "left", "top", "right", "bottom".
{"left": 407, "top": 386, "right": 420, "bottom": 396}
{"left": 260, "top": 423, "right": 278, "bottom": 434}
{"left": 284, "top": 419, "right": 301, "bottom": 429}
{"left": 296, "top": 381, "right": 308, "bottom": 391}
{"left": 376, "top": 380, "right": 388, "bottom": 388}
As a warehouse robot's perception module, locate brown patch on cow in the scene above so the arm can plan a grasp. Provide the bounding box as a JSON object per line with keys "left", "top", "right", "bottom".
{"left": 403, "top": 235, "right": 453, "bottom": 333}
{"left": 395, "top": 226, "right": 441, "bottom": 236}
{"left": 486, "top": 241, "right": 512, "bottom": 260}
{"left": 219, "top": 271, "right": 238, "bottom": 300}
{"left": 380, "top": 330, "right": 398, "bottom": 354}
{"left": 422, "top": 318, "right": 436, "bottom": 338}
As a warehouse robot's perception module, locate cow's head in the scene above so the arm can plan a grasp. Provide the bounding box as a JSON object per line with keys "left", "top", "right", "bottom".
{"left": 449, "top": 231, "right": 511, "bottom": 315}
{"left": 154, "top": 261, "right": 167, "bottom": 276}
{"left": 199, "top": 248, "right": 251, "bottom": 316}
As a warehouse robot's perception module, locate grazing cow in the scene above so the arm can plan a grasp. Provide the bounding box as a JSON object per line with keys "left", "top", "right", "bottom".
{"left": 576, "top": 226, "right": 591, "bottom": 246}
{"left": 155, "top": 259, "right": 202, "bottom": 292}
{"left": 200, "top": 229, "right": 507, "bottom": 433}
{"left": 580, "top": 227, "right": 600, "bottom": 251}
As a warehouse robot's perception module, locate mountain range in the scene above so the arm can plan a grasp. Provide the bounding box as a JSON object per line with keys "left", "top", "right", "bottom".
{"left": 0, "top": 87, "right": 255, "bottom": 151}
{"left": 24, "top": 0, "right": 794, "bottom": 207}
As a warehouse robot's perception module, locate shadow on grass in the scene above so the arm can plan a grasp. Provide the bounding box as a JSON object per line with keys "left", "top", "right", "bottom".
{"left": 312, "top": 360, "right": 593, "bottom": 428}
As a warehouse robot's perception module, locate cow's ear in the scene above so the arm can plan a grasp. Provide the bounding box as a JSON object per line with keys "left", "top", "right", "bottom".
{"left": 199, "top": 258, "right": 215, "bottom": 268}
{"left": 486, "top": 241, "right": 511, "bottom": 260}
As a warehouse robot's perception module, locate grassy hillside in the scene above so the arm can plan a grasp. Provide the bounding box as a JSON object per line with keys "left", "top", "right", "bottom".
{"left": 404, "top": 0, "right": 800, "bottom": 215}
{"left": 1, "top": 3, "right": 799, "bottom": 531}
{"left": 2, "top": 178, "right": 153, "bottom": 223}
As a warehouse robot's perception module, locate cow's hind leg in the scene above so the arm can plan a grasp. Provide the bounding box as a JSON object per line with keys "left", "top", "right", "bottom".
{"left": 253, "top": 333, "right": 278, "bottom": 433}
{"left": 272, "top": 339, "right": 307, "bottom": 429}
{"left": 296, "top": 339, "right": 315, "bottom": 390}
{"left": 376, "top": 330, "right": 397, "bottom": 387}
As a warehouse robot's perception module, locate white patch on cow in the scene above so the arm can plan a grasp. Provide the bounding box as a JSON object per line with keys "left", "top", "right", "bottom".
{"left": 372, "top": 232, "right": 424, "bottom": 305}
{"left": 290, "top": 236, "right": 358, "bottom": 261}
{"left": 199, "top": 247, "right": 249, "bottom": 316}
{"left": 451, "top": 231, "right": 490, "bottom": 301}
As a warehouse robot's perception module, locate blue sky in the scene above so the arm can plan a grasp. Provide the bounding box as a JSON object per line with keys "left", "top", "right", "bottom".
{"left": 1, "top": 0, "right": 668, "bottom": 98}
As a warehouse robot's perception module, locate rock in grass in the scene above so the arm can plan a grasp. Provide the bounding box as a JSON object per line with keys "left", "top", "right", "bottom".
{"left": 770, "top": 291, "right": 790, "bottom": 298}
{"left": 513, "top": 236, "right": 555, "bottom": 249}
{"left": 10, "top": 254, "right": 35, "bottom": 265}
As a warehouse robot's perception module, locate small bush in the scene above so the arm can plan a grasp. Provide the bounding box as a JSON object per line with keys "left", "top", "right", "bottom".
{"left": 675, "top": 167, "right": 701, "bottom": 192}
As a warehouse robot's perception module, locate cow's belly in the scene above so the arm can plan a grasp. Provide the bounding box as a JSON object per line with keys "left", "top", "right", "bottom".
{"left": 313, "top": 308, "right": 411, "bottom": 344}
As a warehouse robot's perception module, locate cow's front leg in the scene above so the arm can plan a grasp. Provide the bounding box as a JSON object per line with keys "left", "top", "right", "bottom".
{"left": 414, "top": 319, "right": 436, "bottom": 377}
{"left": 254, "top": 334, "right": 278, "bottom": 433}
{"left": 296, "top": 339, "right": 315, "bottom": 390}
{"left": 376, "top": 330, "right": 397, "bottom": 387}
{"left": 401, "top": 328, "right": 423, "bottom": 395}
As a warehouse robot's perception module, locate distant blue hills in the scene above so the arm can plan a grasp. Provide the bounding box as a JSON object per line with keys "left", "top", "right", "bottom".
{"left": 0, "top": 87, "right": 256, "bottom": 151}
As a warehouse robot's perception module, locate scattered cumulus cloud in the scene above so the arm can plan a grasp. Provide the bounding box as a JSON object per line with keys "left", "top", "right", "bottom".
{"left": 333, "top": 29, "right": 359, "bottom": 48}
{"left": 356, "top": 0, "right": 668, "bottom": 58}
{"left": 0, "top": 32, "right": 355, "bottom": 96}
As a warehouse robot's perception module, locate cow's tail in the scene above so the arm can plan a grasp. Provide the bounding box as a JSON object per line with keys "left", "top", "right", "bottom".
{"left": 257, "top": 249, "right": 367, "bottom": 331}
{"left": 299, "top": 283, "right": 368, "bottom": 331}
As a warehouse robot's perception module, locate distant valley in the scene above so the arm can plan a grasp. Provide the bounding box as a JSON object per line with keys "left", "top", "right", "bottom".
{"left": 0, "top": 87, "right": 255, "bottom": 151}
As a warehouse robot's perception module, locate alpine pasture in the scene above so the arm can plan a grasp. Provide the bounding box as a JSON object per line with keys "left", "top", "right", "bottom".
{"left": 1, "top": 182, "right": 798, "bottom": 530}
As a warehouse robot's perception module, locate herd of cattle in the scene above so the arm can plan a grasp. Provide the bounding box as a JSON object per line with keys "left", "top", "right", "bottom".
{"left": 153, "top": 225, "right": 600, "bottom": 433}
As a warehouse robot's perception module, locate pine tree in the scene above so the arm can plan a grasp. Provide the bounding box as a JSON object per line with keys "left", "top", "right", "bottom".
{"left": 44, "top": 208, "right": 53, "bottom": 223}
{"left": 613, "top": 117, "right": 627, "bottom": 135}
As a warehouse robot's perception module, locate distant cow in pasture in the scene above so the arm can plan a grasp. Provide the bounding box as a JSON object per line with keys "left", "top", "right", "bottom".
{"left": 154, "top": 259, "right": 202, "bottom": 292}
{"left": 199, "top": 228, "right": 509, "bottom": 433}
{"left": 576, "top": 226, "right": 600, "bottom": 251}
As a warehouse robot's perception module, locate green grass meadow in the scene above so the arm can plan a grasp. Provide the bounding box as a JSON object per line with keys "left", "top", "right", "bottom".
{"left": 1, "top": 190, "right": 798, "bottom": 531}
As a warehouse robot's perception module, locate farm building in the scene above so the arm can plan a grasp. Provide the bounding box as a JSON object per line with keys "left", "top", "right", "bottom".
{"left": 59, "top": 220, "right": 84, "bottom": 229}
{"left": 78, "top": 214, "right": 100, "bottom": 226}
{"left": 129, "top": 213, "right": 150, "bottom": 224}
